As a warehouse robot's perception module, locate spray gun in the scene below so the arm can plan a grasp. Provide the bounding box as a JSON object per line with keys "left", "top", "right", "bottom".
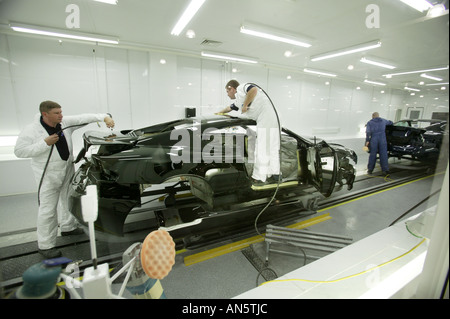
{"left": 37, "top": 122, "right": 89, "bottom": 206}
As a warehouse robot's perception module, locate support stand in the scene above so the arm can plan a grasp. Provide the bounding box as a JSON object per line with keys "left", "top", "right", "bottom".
{"left": 264, "top": 224, "right": 353, "bottom": 265}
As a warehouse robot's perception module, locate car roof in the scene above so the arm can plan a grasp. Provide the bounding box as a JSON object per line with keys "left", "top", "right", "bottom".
{"left": 397, "top": 119, "right": 446, "bottom": 123}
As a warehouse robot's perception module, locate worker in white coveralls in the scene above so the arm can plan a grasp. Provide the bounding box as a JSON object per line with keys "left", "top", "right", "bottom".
{"left": 14, "top": 100, "right": 115, "bottom": 258}
{"left": 218, "top": 80, "right": 280, "bottom": 186}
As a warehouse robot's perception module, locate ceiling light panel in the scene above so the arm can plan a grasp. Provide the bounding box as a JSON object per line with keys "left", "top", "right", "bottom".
{"left": 171, "top": 0, "right": 206, "bottom": 36}
{"left": 201, "top": 51, "right": 258, "bottom": 64}
{"left": 425, "top": 82, "right": 449, "bottom": 86}
{"left": 426, "top": 4, "right": 447, "bottom": 17}
{"left": 420, "top": 73, "right": 443, "bottom": 81}
{"left": 404, "top": 86, "right": 421, "bottom": 91}
{"left": 93, "top": 0, "right": 118, "bottom": 5}
{"left": 303, "top": 68, "right": 337, "bottom": 77}
{"left": 360, "top": 57, "right": 396, "bottom": 69}
{"left": 10, "top": 22, "right": 119, "bottom": 44}
{"left": 311, "top": 40, "right": 381, "bottom": 62}
{"left": 240, "top": 22, "right": 312, "bottom": 48}
{"left": 364, "top": 79, "right": 387, "bottom": 86}
{"left": 398, "top": 0, "right": 433, "bottom": 12}
{"left": 383, "top": 66, "right": 449, "bottom": 77}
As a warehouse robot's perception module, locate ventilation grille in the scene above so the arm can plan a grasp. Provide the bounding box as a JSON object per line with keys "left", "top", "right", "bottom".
{"left": 200, "top": 39, "right": 223, "bottom": 47}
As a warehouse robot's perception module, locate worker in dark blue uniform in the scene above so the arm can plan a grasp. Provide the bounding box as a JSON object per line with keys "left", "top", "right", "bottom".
{"left": 365, "top": 112, "right": 393, "bottom": 176}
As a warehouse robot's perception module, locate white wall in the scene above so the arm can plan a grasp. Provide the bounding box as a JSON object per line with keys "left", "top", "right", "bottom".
{"left": 0, "top": 33, "right": 448, "bottom": 195}
{"left": 0, "top": 33, "right": 412, "bottom": 139}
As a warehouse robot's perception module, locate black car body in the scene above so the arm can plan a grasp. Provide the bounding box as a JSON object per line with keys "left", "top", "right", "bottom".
{"left": 386, "top": 119, "right": 447, "bottom": 161}
{"left": 69, "top": 115, "right": 357, "bottom": 237}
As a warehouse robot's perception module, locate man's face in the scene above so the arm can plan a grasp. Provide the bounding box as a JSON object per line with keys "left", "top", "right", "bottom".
{"left": 43, "top": 108, "right": 63, "bottom": 127}
{"left": 226, "top": 86, "right": 236, "bottom": 99}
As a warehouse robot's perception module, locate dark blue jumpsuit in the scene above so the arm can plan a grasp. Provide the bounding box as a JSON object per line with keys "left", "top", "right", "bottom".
{"left": 365, "top": 117, "right": 393, "bottom": 172}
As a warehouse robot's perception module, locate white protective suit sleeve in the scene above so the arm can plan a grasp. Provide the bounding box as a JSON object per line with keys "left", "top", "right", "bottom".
{"left": 14, "top": 113, "right": 109, "bottom": 175}
{"left": 14, "top": 124, "right": 50, "bottom": 159}
{"left": 14, "top": 113, "right": 108, "bottom": 160}
{"left": 14, "top": 113, "right": 109, "bottom": 250}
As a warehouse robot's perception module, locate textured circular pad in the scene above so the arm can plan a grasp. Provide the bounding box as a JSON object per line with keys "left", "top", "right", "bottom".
{"left": 140, "top": 230, "right": 176, "bottom": 279}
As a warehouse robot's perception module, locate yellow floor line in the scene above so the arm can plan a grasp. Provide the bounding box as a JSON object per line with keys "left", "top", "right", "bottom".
{"left": 183, "top": 213, "right": 331, "bottom": 266}
{"left": 182, "top": 171, "right": 444, "bottom": 267}
{"left": 317, "top": 171, "right": 444, "bottom": 213}
{"left": 184, "top": 235, "right": 264, "bottom": 266}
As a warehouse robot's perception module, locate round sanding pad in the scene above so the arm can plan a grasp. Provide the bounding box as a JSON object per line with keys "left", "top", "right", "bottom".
{"left": 140, "top": 229, "right": 175, "bottom": 279}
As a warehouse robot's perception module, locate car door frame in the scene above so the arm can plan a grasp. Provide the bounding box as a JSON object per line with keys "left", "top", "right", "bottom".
{"left": 307, "top": 140, "right": 339, "bottom": 197}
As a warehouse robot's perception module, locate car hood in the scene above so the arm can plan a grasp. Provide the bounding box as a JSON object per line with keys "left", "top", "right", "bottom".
{"left": 74, "top": 130, "right": 138, "bottom": 163}
{"left": 83, "top": 130, "right": 138, "bottom": 146}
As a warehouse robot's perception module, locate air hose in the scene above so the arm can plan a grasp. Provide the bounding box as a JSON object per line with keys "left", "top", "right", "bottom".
{"left": 247, "top": 83, "right": 282, "bottom": 237}
{"left": 37, "top": 123, "right": 89, "bottom": 206}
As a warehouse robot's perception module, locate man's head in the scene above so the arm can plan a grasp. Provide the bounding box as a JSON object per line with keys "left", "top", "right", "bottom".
{"left": 40, "top": 100, "right": 63, "bottom": 127}
{"left": 225, "top": 80, "right": 239, "bottom": 99}
{"left": 372, "top": 112, "right": 380, "bottom": 119}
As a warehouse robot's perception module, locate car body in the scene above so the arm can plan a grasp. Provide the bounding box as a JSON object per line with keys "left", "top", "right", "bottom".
{"left": 386, "top": 119, "right": 447, "bottom": 161}
{"left": 68, "top": 115, "right": 357, "bottom": 237}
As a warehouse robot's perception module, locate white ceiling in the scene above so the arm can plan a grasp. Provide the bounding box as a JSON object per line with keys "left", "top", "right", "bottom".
{"left": 0, "top": 0, "right": 449, "bottom": 92}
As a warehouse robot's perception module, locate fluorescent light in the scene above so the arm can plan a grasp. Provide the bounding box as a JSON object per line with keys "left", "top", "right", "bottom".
{"left": 404, "top": 86, "right": 421, "bottom": 91}
{"left": 364, "top": 79, "right": 387, "bottom": 86}
{"left": 399, "top": 0, "right": 433, "bottom": 12}
{"left": 240, "top": 22, "right": 312, "bottom": 48}
{"left": 420, "top": 73, "right": 443, "bottom": 81}
{"left": 426, "top": 4, "right": 448, "bottom": 17}
{"left": 360, "top": 57, "right": 396, "bottom": 69}
{"left": 10, "top": 22, "right": 119, "bottom": 44}
{"left": 311, "top": 40, "right": 381, "bottom": 62}
{"left": 201, "top": 51, "right": 258, "bottom": 64}
{"left": 383, "top": 66, "right": 449, "bottom": 77}
{"left": 93, "top": 0, "right": 118, "bottom": 4}
{"left": 303, "top": 68, "right": 337, "bottom": 77}
{"left": 171, "top": 0, "right": 206, "bottom": 36}
{"left": 425, "top": 82, "right": 449, "bottom": 86}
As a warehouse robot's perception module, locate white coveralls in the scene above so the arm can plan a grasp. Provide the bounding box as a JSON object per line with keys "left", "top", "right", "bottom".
{"left": 234, "top": 84, "right": 280, "bottom": 182}
{"left": 14, "top": 113, "right": 108, "bottom": 250}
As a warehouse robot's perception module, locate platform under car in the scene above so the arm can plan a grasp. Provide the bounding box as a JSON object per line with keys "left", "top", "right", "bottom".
{"left": 68, "top": 116, "right": 357, "bottom": 246}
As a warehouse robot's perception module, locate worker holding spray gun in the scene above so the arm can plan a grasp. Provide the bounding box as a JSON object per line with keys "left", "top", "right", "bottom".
{"left": 14, "top": 100, "right": 114, "bottom": 258}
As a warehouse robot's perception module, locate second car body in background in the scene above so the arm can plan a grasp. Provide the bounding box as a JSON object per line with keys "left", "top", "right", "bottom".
{"left": 386, "top": 119, "right": 447, "bottom": 162}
